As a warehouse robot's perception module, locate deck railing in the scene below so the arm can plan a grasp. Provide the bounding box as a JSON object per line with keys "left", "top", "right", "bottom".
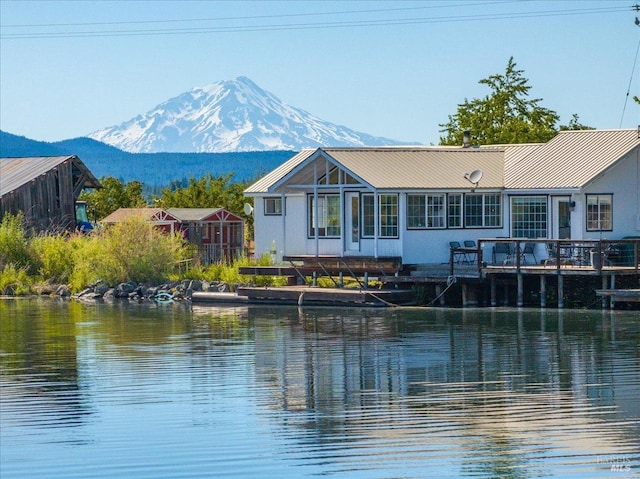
{"left": 461, "top": 238, "right": 640, "bottom": 274}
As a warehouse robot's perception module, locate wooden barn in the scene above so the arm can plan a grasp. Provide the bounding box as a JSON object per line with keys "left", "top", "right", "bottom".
{"left": 0, "top": 155, "right": 101, "bottom": 232}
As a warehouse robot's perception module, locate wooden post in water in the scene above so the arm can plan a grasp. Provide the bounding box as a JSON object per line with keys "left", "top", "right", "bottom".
{"left": 490, "top": 276, "right": 497, "bottom": 306}
{"left": 601, "top": 275, "right": 608, "bottom": 309}
{"left": 558, "top": 275, "right": 564, "bottom": 309}
{"left": 610, "top": 274, "right": 616, "bottom": 309}
{"left": 540, "top": 275, "right": 547, "bottom": 308}
{"left": 517, "top": 273, "right": 524, "bottom": 307}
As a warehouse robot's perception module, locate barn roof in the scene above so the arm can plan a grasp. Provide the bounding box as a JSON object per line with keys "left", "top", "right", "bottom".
{"left": 0, "top": 155, "right": 101, "bottom": 197}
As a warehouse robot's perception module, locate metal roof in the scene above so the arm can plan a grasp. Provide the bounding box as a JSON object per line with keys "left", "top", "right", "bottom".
{"left": 101, "top": 208, "right": 173, "bottom": 223}
{"left": 505, "top": 129, "right": 640, "bottom": 189}
{"left": 244, "top": 149, "right": 315, "bottom": 194}
{"left": 326, "top": 147, "right": 504, "bottom": 189}
{"left": 0, "top": 155, "right": 100, "bottom": 197}
{"left": 245, "top": 146, "right": 505, "bottom": 193}
{"left": 166, "top": 207, "right": 233, "bottom": 221}
{"left": 244, "top": 129, "right": 640, "bottom": 195}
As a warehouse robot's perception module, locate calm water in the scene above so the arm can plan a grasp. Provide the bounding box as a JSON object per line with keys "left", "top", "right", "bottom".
{"left": 1, "top": 299, "right": 639, "bottom": 479}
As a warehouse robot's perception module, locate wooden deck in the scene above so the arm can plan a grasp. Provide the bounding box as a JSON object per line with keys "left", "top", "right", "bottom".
{"left": 595, "top": 289, "right": 640, "bottom": 303}
{"left": 236, "top": 286, "right": 414, "bottom": 307}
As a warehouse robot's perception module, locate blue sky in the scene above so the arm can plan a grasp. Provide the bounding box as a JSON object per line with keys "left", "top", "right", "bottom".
{"left": 1, "top": 0, "right": 638, "bottom": 146}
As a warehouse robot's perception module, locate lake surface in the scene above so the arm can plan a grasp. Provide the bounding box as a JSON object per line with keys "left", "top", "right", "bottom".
{"left": 1, "top": 299, "right": 638, "bottom": 479}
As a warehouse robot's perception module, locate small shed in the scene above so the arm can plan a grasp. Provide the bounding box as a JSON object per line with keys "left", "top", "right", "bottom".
{"left": 167, "top": 208, "right": 245, "bottom": 264}
{"left": 101, "top": 208, "right": 180, "bottom": 235}
{"left": 0, "top": 155, "right": 101, "bottom": 232}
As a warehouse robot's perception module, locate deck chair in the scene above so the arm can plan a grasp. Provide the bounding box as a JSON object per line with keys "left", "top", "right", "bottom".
{"left": 463, "top": 240, "right": 477, "bottom": 263}
{"left": 521, "top": 243, "right": 537, "bottom": 264}
{"left": 449, "top": 241, "right": 469, "bottom": 264}
{"left": 492, "top": 242, "right": 513, "bottom": 264}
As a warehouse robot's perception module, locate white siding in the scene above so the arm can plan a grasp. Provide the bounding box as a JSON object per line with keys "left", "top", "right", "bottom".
{"left": 582, "top": 149, "right": 640, "bottom": 238}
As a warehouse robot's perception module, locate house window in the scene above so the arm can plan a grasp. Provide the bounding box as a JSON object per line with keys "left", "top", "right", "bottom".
{"left": 464, "top": 193, "right": 502, "bottom": 228}
{"left": 407, "top": 195, "right": 426, "bottom": 228}
{"left": 264, "top": 197, "right": 282, "bottom": 215}
{"left": 448, "top": 194, "right": 462, "bottom": 228}
{"left": 362, "top": 194, "right": 375, "bottom": 237}
{"left": 379, "top": 194, "right": 398, "bottom": 237}
{"left": 510, "top": 196, "right": 547, "bottom": 238}
{"left": 407, "top": 194, "right": 445, "bottom": 229}
{"left": 308, "top": 194, "right": 341, "bottom": 237}
{"left": 586, "top": 194, "right": 612, "bottom": 231}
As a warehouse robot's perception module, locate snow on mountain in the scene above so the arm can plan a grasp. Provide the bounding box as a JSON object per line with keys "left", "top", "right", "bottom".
{"left": 87, "top": 76, "right": 408, "bottom": 153}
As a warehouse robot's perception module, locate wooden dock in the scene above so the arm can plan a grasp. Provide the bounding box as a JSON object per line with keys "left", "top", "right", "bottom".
{"left": 595, "top": 289, "right": 640, "bottom": 303}
{"left": 192, "top": 286, "right": 414, "bottom": 307}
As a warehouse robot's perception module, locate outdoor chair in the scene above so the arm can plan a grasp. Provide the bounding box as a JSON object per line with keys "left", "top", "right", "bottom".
{"left": 449, "top": 241, "right": 469, "bottom": 264}
{"left": 463, "top": 240, "right": 477, "bottom": 263}
{"left": 492, "top": 242, "right": 513, "bottom": 265}
{"left": 521, "top": 243, "right": 537, "bottom": 264}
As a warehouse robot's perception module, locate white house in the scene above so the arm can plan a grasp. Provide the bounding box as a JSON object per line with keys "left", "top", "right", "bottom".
{"left": 244, "top": 129, "right": 640, "bottom": 265}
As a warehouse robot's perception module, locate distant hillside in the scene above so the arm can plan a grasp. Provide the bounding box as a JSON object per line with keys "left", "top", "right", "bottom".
{"left": 0, "top": 130, "right": 293, "bottom": 185}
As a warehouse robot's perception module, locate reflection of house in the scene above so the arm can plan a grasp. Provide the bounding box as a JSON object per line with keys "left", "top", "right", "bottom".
{"left": 101, "top": 207, "right": 244, "bottom": 264}
{"left": 245, "top": 129, "right": 640, "bottom": 265}
{"left": 0, "top": 155, "right": 101, "bottom": 231}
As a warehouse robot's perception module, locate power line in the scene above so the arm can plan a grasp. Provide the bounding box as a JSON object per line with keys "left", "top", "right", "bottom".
{"left": 1, "top": 1, "right": 515, "bottom": 29}
{"left": 0, "top": 4, "right": 628, "bottom": 40}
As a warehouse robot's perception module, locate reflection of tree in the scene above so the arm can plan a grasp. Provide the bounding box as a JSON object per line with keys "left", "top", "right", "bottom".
{"left": 0, "top": 300, "right": 88, "bottom": 428}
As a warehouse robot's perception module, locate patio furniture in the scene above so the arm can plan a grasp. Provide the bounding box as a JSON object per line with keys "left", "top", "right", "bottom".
{"left": 492, "top": 242, "right": 514, "bottom": 265}
{"left": 521, "top": 243, "right": 537, "bottom": 264}
{"left": 450, "top": 241, "right": 471, "bottom": 264}
{"left": 463, "top": 240, "right": 477, "bottom": 263}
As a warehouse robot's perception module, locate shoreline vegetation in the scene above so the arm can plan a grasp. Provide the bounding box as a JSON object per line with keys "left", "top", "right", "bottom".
{"left": 0, "top": 213, "right": 287, "bottom": 299}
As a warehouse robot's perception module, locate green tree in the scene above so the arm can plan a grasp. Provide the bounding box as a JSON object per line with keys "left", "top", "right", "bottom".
{"left": 559, "top": 113, "right": 595, "bottom": 131}
{"left": 79, "top": 177, "right": 147, "bottom": 221}
{"left": 440, "top": 57, "right": 565, "bottom": 146}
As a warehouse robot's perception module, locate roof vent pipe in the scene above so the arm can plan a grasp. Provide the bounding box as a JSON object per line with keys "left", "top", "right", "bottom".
{"left": 462, "top": 130, "right": 471, "bottom": 148}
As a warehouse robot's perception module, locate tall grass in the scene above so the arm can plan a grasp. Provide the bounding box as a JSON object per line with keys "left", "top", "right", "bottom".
{"left": 0, "top": 212, "right": 285, "bottom": 294}
{"left": 0, "top": 213, "right": 34, "bottom": 272}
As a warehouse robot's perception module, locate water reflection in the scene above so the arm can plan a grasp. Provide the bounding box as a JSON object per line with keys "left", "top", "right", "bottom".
{"left": 1, "top": 300, "right": 638, "bottom": 478}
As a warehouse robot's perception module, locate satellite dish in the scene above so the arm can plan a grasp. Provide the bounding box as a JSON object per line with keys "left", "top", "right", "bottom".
{"left": 243, "top": 203, "right": 254, "bottom": 215}
{"left": 464, "top": 169, "right": 483, "bottom": 188}
{"left": 468, "top": 170, "right": 483, "bottom": 184}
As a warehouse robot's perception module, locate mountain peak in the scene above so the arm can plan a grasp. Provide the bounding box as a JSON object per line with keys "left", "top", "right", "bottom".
{"left": 87, "top": 77, "right": 408, "bottom": 153}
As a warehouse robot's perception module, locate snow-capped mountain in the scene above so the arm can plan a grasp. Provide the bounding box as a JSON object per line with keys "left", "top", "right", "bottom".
{"left": 87, "top": 76, "right": 407, "bottom": 153}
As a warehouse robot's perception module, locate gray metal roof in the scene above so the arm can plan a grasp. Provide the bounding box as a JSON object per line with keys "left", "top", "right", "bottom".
{"left": 245, "top": 129, "right": 640, "bottom": 195}
{"left": 0, "top": 155, "right": 100, "bottom": 197}
{"left": 244, "top": 149, "right": 315, "bottom": 194}
{"left": 245, "top": 146, "right": 505, "bottom": 193}
{"left": 166, "top": 207, "right": 227, "bottom": 221}
{"left": 505, "top": 129, "right": 640, "bottom": 189}
{"left": 327, "top": 147, "right": 504, "bottom": 189}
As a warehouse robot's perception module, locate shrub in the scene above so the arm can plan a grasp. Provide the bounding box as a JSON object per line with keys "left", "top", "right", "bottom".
{"left": 0, "top": 263, "right": 33, "bottom": 295}
{"left": 0, "top": 213, "right": 35, "bottom": 273}
{"left": 31, "top": 233, "right": 75, "bottom": 283}
{"left": 92, "top": 216, "right": 192, "bottom": 285}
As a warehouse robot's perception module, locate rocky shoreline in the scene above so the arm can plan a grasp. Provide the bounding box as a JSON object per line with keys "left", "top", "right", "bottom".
{"left": 36, "top": 279, "right": 232, "bottom": 303}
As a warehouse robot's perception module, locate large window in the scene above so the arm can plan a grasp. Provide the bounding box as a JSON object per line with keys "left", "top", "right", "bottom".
{"left": 264, "top": 197, "right": 282, "bottom": 216}
{"left": 308, "top": 194, "right": 341, "bottom": 237}
{"left": 586, "top": 194, "right": 612, "bottom": 231}
{"left": 448, "top": 194, "right": 462, "bottom": 228}
{"left": 379, "top": 194, "right": 398, "bottom": 237}
{"left": 362, "top": 194, "right": 375, "bottom": 237}
{"left": 464, "top": 193, "right": 501, "bottom": 228}
{"left": 511, "top": 196, "right": 547, "bottom": 238}
{"left": 407, "top": 194, "right": 445, "bottom": 229}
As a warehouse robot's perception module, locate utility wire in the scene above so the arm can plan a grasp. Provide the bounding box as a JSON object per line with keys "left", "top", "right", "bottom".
{"left": 1, "top": 5, "right": 628, "bottom": 40}
{"left": 620, "top": 11, "right": 640, "bottom": 127}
